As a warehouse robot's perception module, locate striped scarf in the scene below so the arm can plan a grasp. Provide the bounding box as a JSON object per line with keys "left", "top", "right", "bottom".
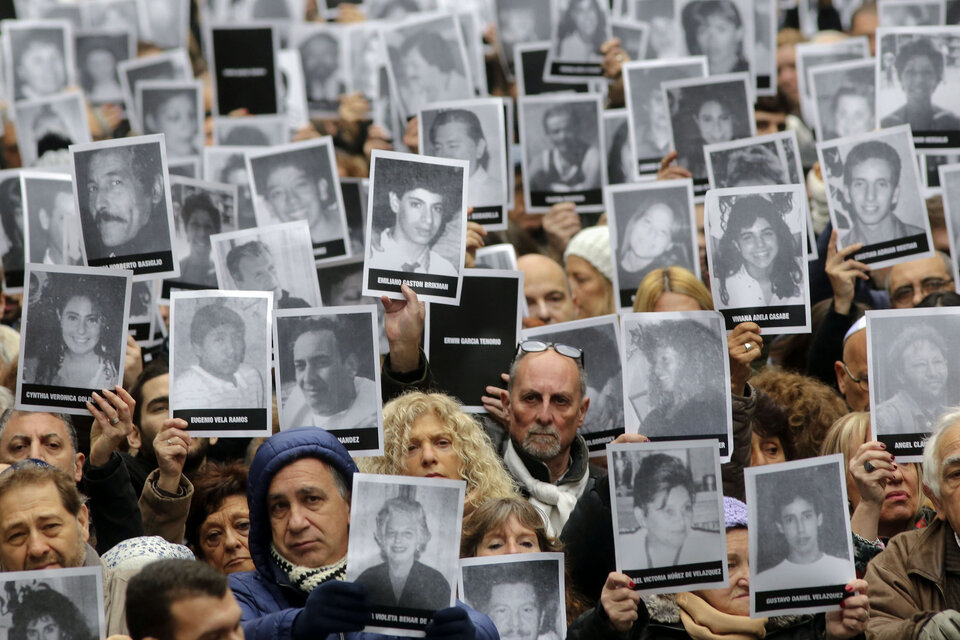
{"left": 270, "top": 544, "right": 347, "bottom": 593}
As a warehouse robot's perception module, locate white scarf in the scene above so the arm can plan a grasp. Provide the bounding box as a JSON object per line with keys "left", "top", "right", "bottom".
{"left": 503, "top": 439, "right": 590, "bottom": 538}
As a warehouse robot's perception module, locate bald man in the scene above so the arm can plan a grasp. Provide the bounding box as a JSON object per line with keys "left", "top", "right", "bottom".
{"left": 834, "top": 318, "right": 869, "bottom": 411}
{"left": 518, "top": 254, "right": 576, "bottom": 327}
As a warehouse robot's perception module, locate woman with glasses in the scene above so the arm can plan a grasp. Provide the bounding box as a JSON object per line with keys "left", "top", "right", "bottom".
{"left": 358, "top": 391, "right": 518, "bottom": 515}
{"left": 716, "top": 194, "right": 804, "bottom": 308}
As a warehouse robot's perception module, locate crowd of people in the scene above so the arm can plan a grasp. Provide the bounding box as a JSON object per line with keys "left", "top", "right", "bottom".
{"left": 1, "top": 0, "right": 960, "bottom": 640}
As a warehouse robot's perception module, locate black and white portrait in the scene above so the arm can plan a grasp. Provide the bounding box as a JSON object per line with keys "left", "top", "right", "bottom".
{"left": 631, "top": 0, "right": 681, "bottom": 59}
{"left": 212, "top": 221, "right": 321, "bottom": 309}
{"left": 246, "top": 137, "right": 350, "bottom": 260}
{"left": 346, "top": 475, "right": 463, "bottom": 635}
{"left": 13, "top": 90, "right": 91, "bottom": 168}
{"left": 705, "top": 130, "right": 803, "bottom": 189}
{"left": 514, "top": 42, "right": 591, "bottom": 96}
{"left": 623, "top": 58, "right": 708, "bottom": 175}
{"left": 704, "top": 184, "right": 812, "bottom": 332}
{"left": 523, "top": 315, "right": 625, "bottom": 452}
{"left": 876, "top": 27, "right": 960, "bottom": 149}
{"left": 14, "top": 0, "right": 81, "bottom": 23}
{"left": 136, "top": 80, "right": 203, "bottom": 160}
{"left": 382, "top": 12, "right": 474, "bottom": 120}
{"left": 459, "top": 554, "right": 566, "bottom": 640}
{"left": 921, "top": 151, "right": 960, "bottom": 191}
{"left": 117, "top": 49, "right": 193, "bottom": 132}
{"left": 662, "top": 73, "right": 755, "bottom": 193}
{"left": 939, "top": 161, "right": 960, "bottom": 281}
{"left": 170, "top": 175, "right": 239, "bottom": 288}
{"left": 276, "top": 49, "right": 311, "bottom": 132}
{"left": 620, "top": 311, "right": 734, "bottom": 456}
{"left": 746, "top": 456, "right": 855, "bottom": 617}
{"left": 867, "top": 307, "right": 960, "bottom": 457}
{"left": 0, "top": 170, "right": 26, "bottom": 291}
{"left": 754, "top": 0, "right": 776, "bottom": 94}
{"left": 607, "top": 440, "right": 727, "bottom": 593}
{"left": 362, "top": 150, "right": 467, "bottom": 304}
{"left": 203, "top": 145, "right": 259, "bottom": 230}
{"left": 212, "top": 115, "right": 288, "bottom": 147}
{"left": 21, "top": 172, "right": 75, "bottom": 266}
{"left": 520, "top": 94, "right": 605, "bottom": 212}
{"left": 290, "top": 24, "right": 346, "bottom": 118}
{"left": 339, "top": 177, "right": 368, "bottom": 257}
{"left": 81, "top": 0, "right": 139, "bottom": 37}
{"left": 168, "top": 158, "right": 200, "bottom": 179}
{"left": 545, "top": 0, "right": 613, "bottom": 80}
{"left": 794, "top": 38, "right": 869, "bottom": 131}
{"left": 74, "top": 29, "right": 132, "bottom": 106}
{"left": 3, "top": 20, "right": 75, "bottom": 102}
{"left": 128, "top": 280, "right": 158, "bottom": 343}
{"left": 603, "top": 109, "right": 638, "bottom": 185}
{"left": 136, "top": 0, "right": 189, "bottom": 50}
{"left": 419, "top": 99, "right": 508, "bottom": 211}
{"left": 16, "top": 264, "right": 130, "bottom": 414}
{"left": 70, "top": 135, "right": 179, "bottom": 279}
{"left": 675, "top": 0, "right": 753, "bottom": 77}
{"left": 344, "top": 23, "right": 385, "bottom": 102}
{"left": 0, "top": 567, "right": 104, "bottom": 640}
{"left": 495, "top": 0, "right": 553, "bottom": 78}
{"left": 474, "top": 244, "right": 519, "bottom": 271}
{"left": 809, "top": 58, "right": 876, "bottom": 143}
{"left": 274, "top": 306, "right": 383, "bottom": 454}
{"left": 817, "top": 124, "right": 934, "bottom": 268}
{"left": 878, "top": 0, "right": 945, "bottom": 26}
{"left": 608, "top": 180, "right": 698, "bottom": 308}
{"left": 611, "top": 18, "right": 650, "bottom": 62}
{"left": 206, "top": 24, "right": 280, "bottom": 117}
{"left": 169, "top": 290, "right": 272, "bottom": 436}
{"left": 315, "top": 256, "right": 390, "bottom": 354}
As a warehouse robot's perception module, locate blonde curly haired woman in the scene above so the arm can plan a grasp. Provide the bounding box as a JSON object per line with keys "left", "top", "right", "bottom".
{"left": 359, "top": 391, "right": 518, "bottom": 515}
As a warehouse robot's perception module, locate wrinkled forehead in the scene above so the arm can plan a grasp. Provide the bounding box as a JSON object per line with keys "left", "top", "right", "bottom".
{"left": 515, "top": 350, "right": 581, "bottom": 392}
{"left": 1, "top": 413, "right": 71, "bottom": 446}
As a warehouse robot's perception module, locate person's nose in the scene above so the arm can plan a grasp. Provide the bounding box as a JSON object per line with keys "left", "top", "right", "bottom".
{"left": 865, "top": 182, "right": 878, "bottom": 203}
{"left": 26, "top": 529, "right": 50, "bottom": 562}
{"left": 420, "top": 442, "right": 438, "bottom": 467}
{"left": 287, "top": 502, "right": 309, "bottom": 533}
{"left": 535, "top": 399, "right": 553, "bottom": 425}
{"left": 223, "top": 527, "right": 243, "bottom": 552}
{"left": 913, "top": 285, "right": 925, "bottom": 307}
{"left": 505, "top": 538, "right": 523, "bottom": 554}
{"left": 535, "top": 299, "right": 551, "bottom": 322}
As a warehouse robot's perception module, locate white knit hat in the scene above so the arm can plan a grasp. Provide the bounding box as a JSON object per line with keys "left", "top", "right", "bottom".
{"left": 564, "top": 225, "right": 613, "bottom": 281}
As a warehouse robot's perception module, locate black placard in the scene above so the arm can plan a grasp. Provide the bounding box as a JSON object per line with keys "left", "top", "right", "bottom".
{"left": 583, "top": 427, "right": 625, "bottom": 452}
{"left": 88, "top": 250, "right": 175, "bottom": 276}
{"left": 648, "top": 433, "right": 729, "bottom": 457}
{"left": 720, "top": 304, "right": 807, "bottom": 331}
{"left": 20, "top": 383, "right": 96, "bottom": 410}
{"left": 755, "top": 584, "right": 847, "bottom": 613}
{"left": 5, "top": 268, "right": 23, "bottom": 290}
{"left": 530, "top": 187, "right": 602, "bottom": 208}
{"left": 367, "top": 268, "right": 459, "bottom": 300}
{"left": 328, "top": 427, "right": 381, "bottom": 452}
{"left": 211, "top": 27, "right": 279, "bottom": 116}
{"left": 549, "top": 62, "right": 604, "bottom": 77}
{"left": 368, "top": 605, "right": 435, "bottom": 633}
{"left": 912, "top": 130, "right": 960, "bottom": 150}
{"left": 626, "top": 560, "right": 725, "bottom": 589}
{"left": 161, "top": 279, "right": 208, "bottom": 300}
{"left": 851, "top": 233, "right": 930, "bottom": 265}
{"left": 469, "top": 205, "right": 505, "bottom": 227}
{"left": 521, "top": 47, "right": 589, "bottom": 95}
{"left": 128, "top": 321, "right": 151, "bottom": 342}
{"left": 878, "top": 432, "right": 928, "bottom": 459}
{"left": 313, "top": 238, "right": 348, "bottom": 259}
{"left": 174, "top": 407, "right": 268, "bottom": 431}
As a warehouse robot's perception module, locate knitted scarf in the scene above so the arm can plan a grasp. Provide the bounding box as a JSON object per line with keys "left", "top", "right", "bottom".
{"left": 270, "top": 544, "right": 347, "bottom": 593}
{"left": 675, "top": 592, "right": 768, "bottom": 640}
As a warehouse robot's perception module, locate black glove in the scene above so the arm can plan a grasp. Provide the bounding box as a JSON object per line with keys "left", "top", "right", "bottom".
{"left": 424, "top": 606, "right": 476, "bottom": 640}
{"left": 292, "top": 580, "right": 370, "bottom": 640}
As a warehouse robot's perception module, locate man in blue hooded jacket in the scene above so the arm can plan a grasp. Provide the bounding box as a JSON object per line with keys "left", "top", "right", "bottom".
{"left": 228, "top": 426, "right": 498, "bottom": 640}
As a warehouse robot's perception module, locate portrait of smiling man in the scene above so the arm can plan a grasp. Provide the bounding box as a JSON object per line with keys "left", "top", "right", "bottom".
{"left": 71, "top": 137, "right": 176, "bottom": 276}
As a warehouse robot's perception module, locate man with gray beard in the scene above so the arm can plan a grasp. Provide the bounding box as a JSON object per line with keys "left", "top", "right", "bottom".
{"left": 497, "top": 341, "right": 600, "bottom": 537}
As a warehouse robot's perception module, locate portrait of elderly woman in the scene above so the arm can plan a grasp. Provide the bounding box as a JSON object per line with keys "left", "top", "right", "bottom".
{"left": 627, "top": 316, "right": 727, "bottom": 438}
{"left": 22, "top": 270, "right": 126, "bottom": 391}
{"left": 713, "top": 193, "right": 804, "bottom": 308}
{"left": 880, "top": 36, "right": 960, "bottom": 132}
{"left": 354, "top": 496, "right": 452, "bottom": 610}
{"left": 875, "top": 323, "right": 954, "bottom": 435}
{"left": 680, "top": 0, "right": 749, "bottom": 75}
{"left": 619, "top": 452, "right": 721, "bottom": 570}
{"left": 9, "top": 584, "right": 95, "bottom": 640}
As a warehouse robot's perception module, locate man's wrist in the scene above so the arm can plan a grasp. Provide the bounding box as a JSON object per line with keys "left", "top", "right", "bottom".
{"left": 388, "top": 343, "right": 420, "bottom": 373}
{"left": 832, "top": 294, "right": 853, "bottom": 317}
{"left": 156, "top": 470, "right": 182, "bottom": 495}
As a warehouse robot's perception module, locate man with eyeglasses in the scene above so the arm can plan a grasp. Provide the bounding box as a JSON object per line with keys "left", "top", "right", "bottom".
{"left": 834, "top": 317, "right": 869, "bottom": 411}
{"left": 497, "top": 340, "right": 597, "bottom": 537}
{"left": 885, "top": 253, "right": 955, "bottom": 309}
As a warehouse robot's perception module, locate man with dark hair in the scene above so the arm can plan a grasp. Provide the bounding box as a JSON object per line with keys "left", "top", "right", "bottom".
{"left": 28, "top": 180, "right": 72, "bottom": 265}
{"left": 839, "top": 139, "right": 924, "bottom": 247}
{"left": 173, "top": 303, "right": 265, "bottom": 410}
{"left": 225, "top": 241, "right": 309, "bottom": 309}
{"left": 280, "top": 316, "right": 377, "bottom": 431}
{"left": 229, "top": 427, "right": 496, "bottom": 640}
{"left": 394, "top": 31, "right": 471, "bottom": 118}
{"left": 127, "top": 558, "right": 243, "bottom": 640}
{"left": 880, "top": 37, "right": 960, "bottom": 131}
{"left": 367, "top": 161, "right": 461, "bottom": 276}
{"left": 299, "top": 32, "right": 344, "bottom": 114}
{"left": 179, "top": 193, "right": 221, "bottom": 287}
{"left": 14, "top": 31, "right": 67, "bottom": 100}
{"left": 754, "top": 92, "right": 790, "bottom": 136}
{"left": 754, "top": 481, "right": 849, "bottom": 591}
{"left": 252, "top": 150, "right": 342, "bottom": 247}
{"left": 82, "top": 144, "right": 170, "bottom": 258}
{"left": 529, "top": 104, "right": 601, "bottom": 193}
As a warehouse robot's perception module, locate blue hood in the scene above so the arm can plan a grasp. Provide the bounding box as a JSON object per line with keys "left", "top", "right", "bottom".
{"left": 247, "top": 427, "right": 358, "bottom": 578}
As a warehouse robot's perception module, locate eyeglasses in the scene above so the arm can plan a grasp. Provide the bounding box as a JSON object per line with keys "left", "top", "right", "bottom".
{"left": 841, "top": 361, "right": 869, "bottom": 392}
{"left": 890, "top": 277, "right": 954, "bottom": 306}
{"left": 516, "top": 340, "right": 585, "bottom": 367}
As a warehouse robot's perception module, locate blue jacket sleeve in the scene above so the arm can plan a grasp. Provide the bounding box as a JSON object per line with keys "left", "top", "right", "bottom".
{"left": 230, "top": 573, "right": 300, "bottom": 640}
